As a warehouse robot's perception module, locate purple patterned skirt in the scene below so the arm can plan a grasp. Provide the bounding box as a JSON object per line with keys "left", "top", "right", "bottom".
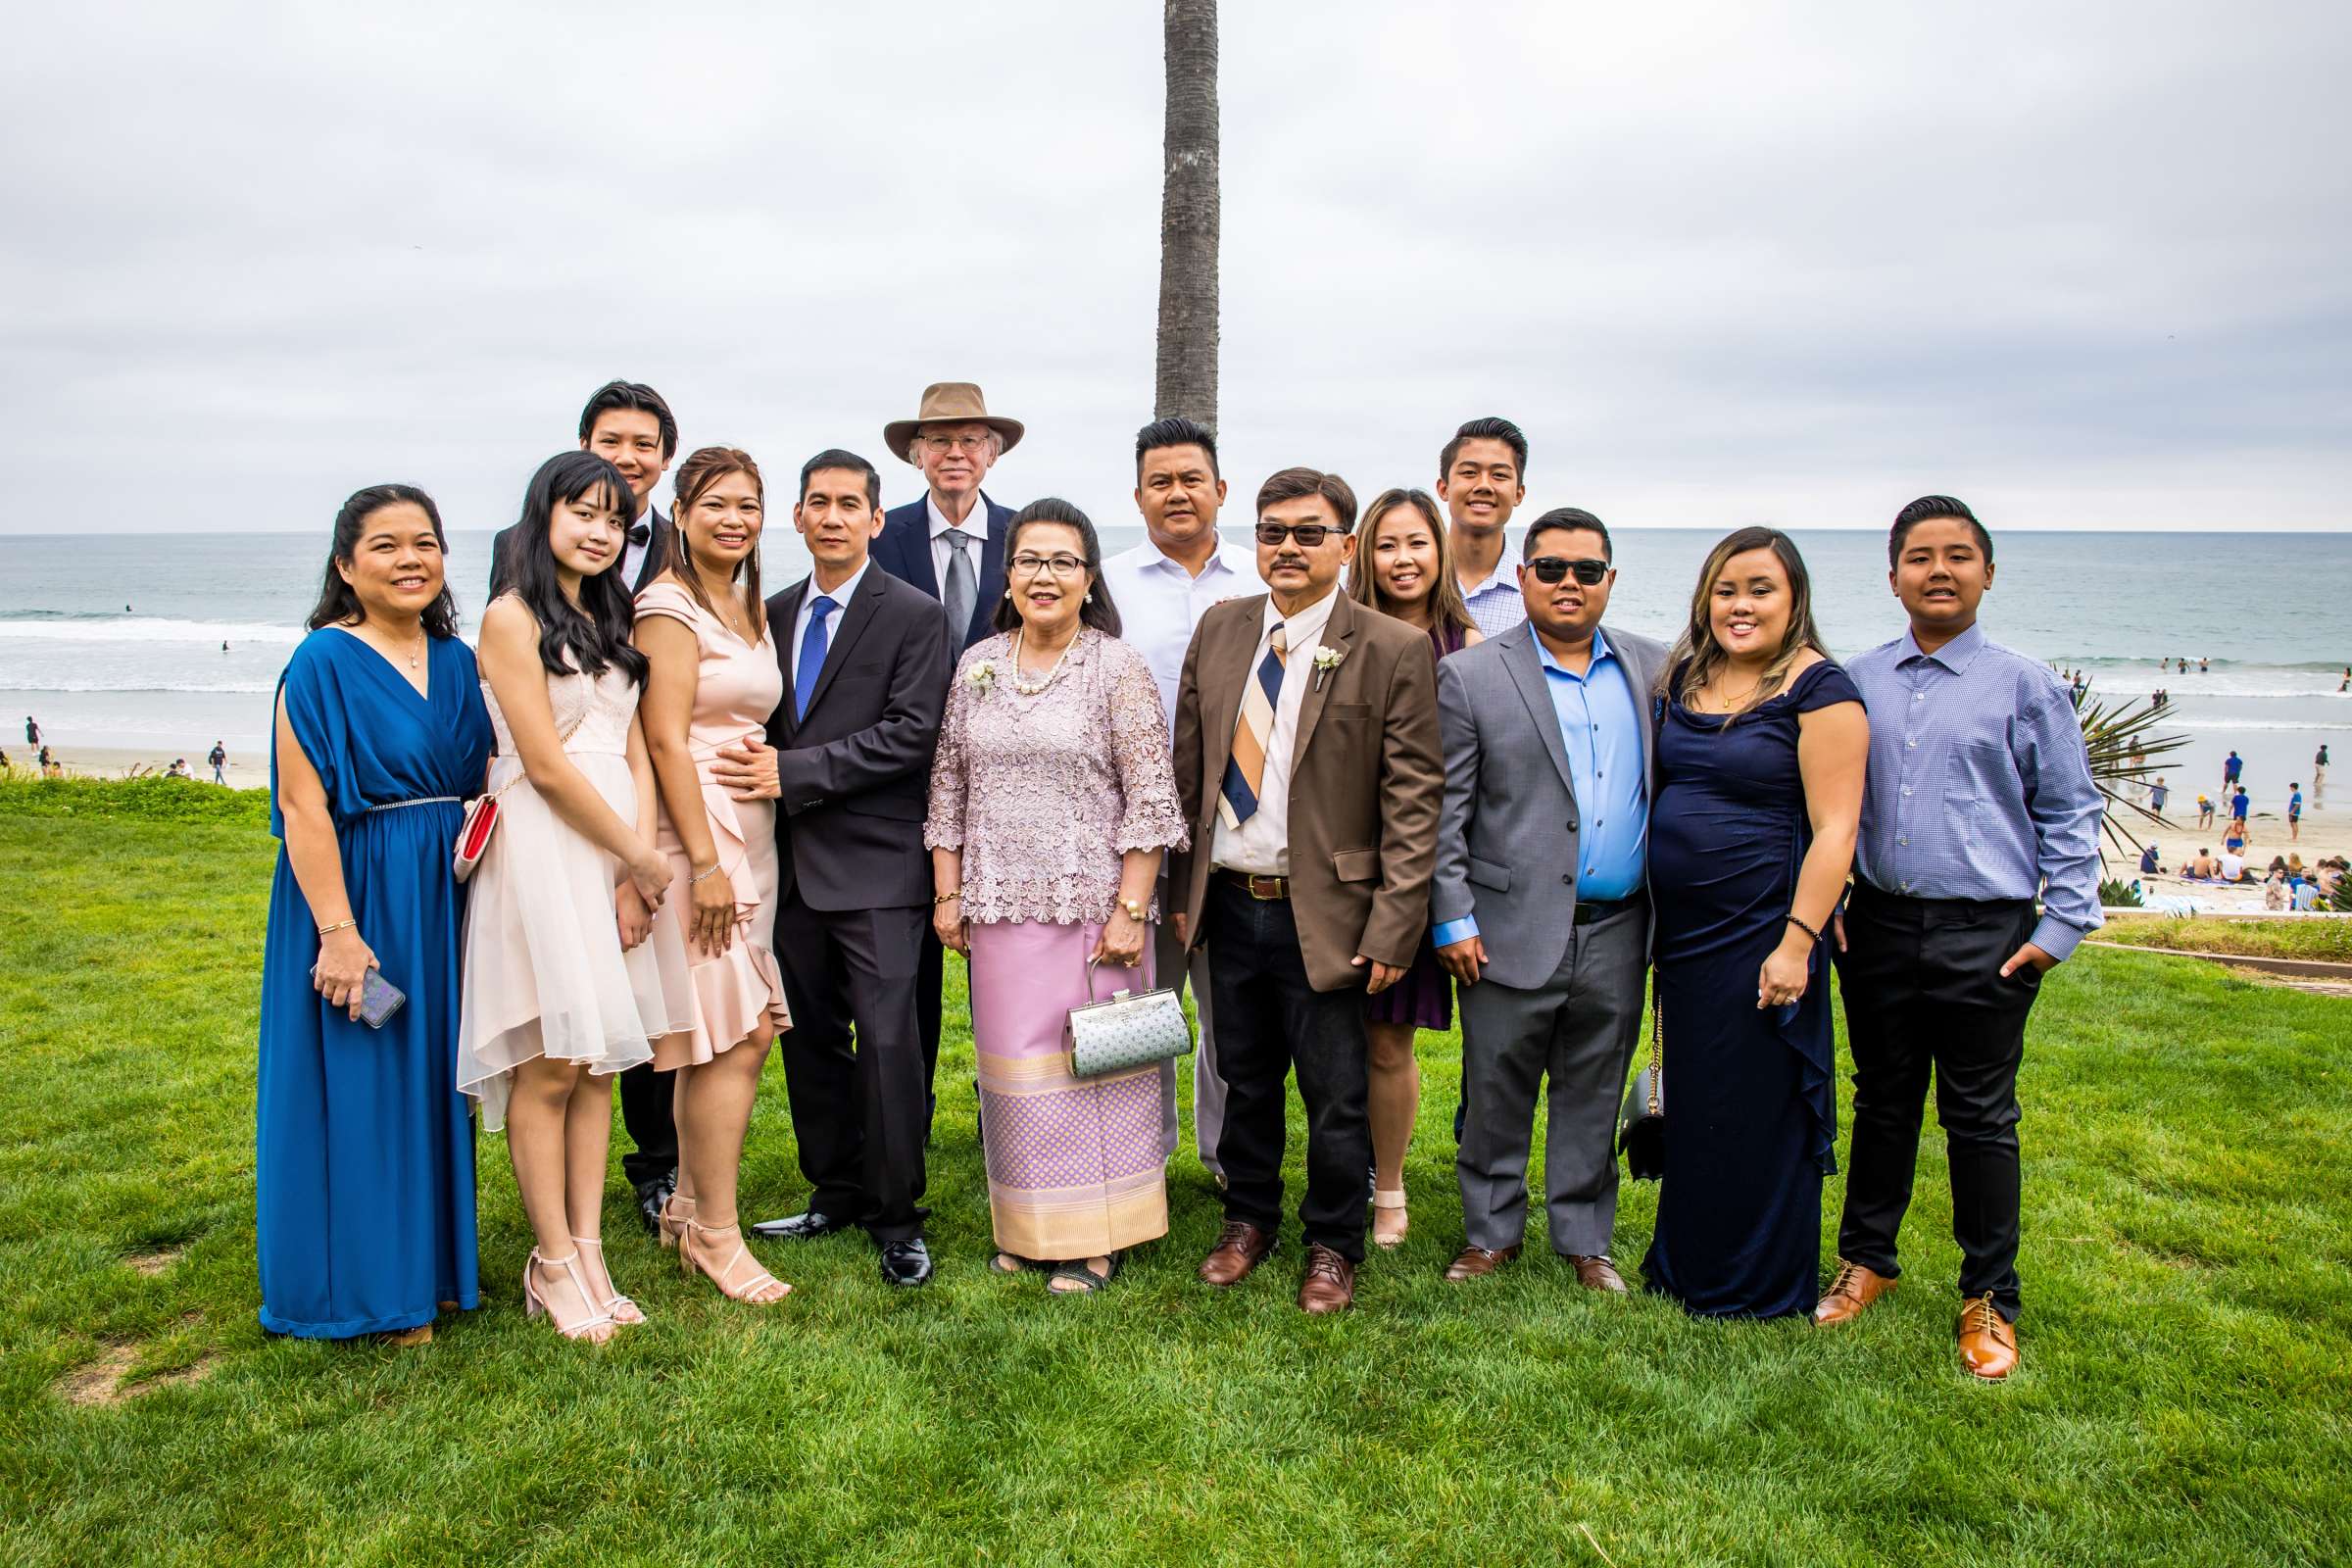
{"left": 1365, "top": 929, "right": 1452, "bottom": 1030}
{"left": 967, "top": 918, "right": 1172, "bottom": 1260}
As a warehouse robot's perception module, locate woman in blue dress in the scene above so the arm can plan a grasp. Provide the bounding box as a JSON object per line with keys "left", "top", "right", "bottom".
{"left": 257, "top": 484, "right": 495, "bottom": 1342}
{"left": 1644, "top": 528, "right": 1867, "bottom": 1320}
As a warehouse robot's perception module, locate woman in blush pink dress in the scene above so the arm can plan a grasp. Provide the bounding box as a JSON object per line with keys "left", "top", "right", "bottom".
{"left": 634, "top": 446, "right": 794, "bottom": 1307}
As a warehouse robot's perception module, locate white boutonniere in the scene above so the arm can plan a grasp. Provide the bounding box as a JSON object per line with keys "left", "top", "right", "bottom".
{"left": 1311, "top": 645, "right": 1346, "bottom": 691}
{"left": 966, "top": 662, "right": 996, "bottom": 693}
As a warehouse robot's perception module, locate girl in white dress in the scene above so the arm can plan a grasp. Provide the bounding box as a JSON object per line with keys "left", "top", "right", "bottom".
{"left": 461, "top": 452, "right": 692, "bottom": 1343}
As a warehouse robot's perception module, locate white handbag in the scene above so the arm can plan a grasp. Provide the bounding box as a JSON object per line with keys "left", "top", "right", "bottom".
{"left": 1064, "top": 952, "right": 1194, "bottom": 1079}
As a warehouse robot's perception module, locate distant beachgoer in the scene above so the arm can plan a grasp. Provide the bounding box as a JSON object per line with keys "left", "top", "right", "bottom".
{"left": 222, "top": 641, "right": 230, "bottom": 653}
{"left": 2293, "top": 879, "right": 2321, "bottom": 910}
{"left": 2198, "top": 657, "right": 2208, "bottom": 673}
{"left": 2230, "top": 787, "right": 2249, "bottom": 826}
{"left": 24, "top": 716, "right": 37, "bottom": 746}
{"left": 38, "top": 745, "right": 58, "bottom": 777}
{"left": 2187, "top": 848, "right": 2216, "bottom": 879}
{"left": 2127, "top": 746, "right": 2147, "bottom": 799}
{"left": 2315, "top": 746, "right": 2328, "bottom": 801}
{"left": 2222, "top": 750, "right": 2242, "bottom": 786}
{"left": 209, "top": 742, "right": 228, "bottom": 785}
{"left": 2288, "top": 785, "right": 2302, "bottom": 841}
{"left": 2219, "top": 848, "right": 2245, "bottom": 882}
{"left": 2263, "top": 870, "right": 2288, "bottom": 910}
{"left": 2195, "top": 793, "right": 2215, "bottom": 828}
{"left": 2148, "top": 777, "right": 2169, "bottom": 813}
{"left": 2137, "top": 843, "right": 2160, "bottom": 875}
{"left": 0, "top": 749, "right": 10, "bottom": 770}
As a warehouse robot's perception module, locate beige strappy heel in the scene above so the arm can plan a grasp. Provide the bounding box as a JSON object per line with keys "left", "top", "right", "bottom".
{"left": 1372, "top": 1185, "right": 1409, "bottom": 1249}
{"left": 523, "top": 1250, "right": 615, "bottom": 1344}
{"left": 570, "top": 1236, "right": 646, "bottom": 1326}
{"left": 679, "top": 1218, "right": 793, "bottom": 1305}
{"left": 658, "top": 1191, "right": 696, "bottom": 1250}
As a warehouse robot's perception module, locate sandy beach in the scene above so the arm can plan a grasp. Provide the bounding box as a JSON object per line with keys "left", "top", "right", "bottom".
{"left": 2102, "top": 792, "right": 2347, "bottom": 912}
{"left": 9, "top": 744, "right": 271, "bottom": 790}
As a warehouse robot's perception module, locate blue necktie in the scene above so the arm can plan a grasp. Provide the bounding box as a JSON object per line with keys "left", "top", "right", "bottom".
{"left": 795, "top": 595, "right": 837, "bottom": 720}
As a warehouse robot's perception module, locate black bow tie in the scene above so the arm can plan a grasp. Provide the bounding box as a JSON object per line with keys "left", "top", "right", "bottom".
{"left": 627, "top": 521, "right": 652, "bottom": 547}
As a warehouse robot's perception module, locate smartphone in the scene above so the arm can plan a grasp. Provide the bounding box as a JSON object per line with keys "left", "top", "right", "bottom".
{"left": 357, "top": 968, "right": 407, "bottom": 1029}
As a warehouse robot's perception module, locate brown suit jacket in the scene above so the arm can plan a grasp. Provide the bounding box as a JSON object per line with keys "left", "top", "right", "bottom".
{"left": 1169, "top": 590, "right": 1445, "bottom": 992}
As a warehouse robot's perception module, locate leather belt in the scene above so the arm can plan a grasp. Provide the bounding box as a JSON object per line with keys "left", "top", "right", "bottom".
{"left": 1217, "top": 868, "right": 1291, "bottom": 901}
{"left": 1572, "top": 897, "right": 1636, "bottom": 925}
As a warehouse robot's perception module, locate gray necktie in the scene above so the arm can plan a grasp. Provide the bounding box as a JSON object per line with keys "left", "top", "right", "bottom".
{"left": 942, "top": 530, "right": 977, "bottom": 639}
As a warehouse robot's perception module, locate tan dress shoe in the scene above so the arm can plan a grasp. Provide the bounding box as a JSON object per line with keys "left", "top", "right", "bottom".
{"left": 1445, "top": 1244, "right": 1521, "bottom": 1281}
{"left": 1298, "top": 1244, "right": 1356, "bottom": 1313}
{"left": 1567, "top": 1254, "right": 1629, "bottom": 1293}
{"left": 1199, "top": 1221, "right": 1274, "bottom": 1287}
{"left": 1957, "top": 1294, "right": 2019, "bottom": 1381}
{"left": 1815, "top": 1259, "right": 1897, "bottom": 1325}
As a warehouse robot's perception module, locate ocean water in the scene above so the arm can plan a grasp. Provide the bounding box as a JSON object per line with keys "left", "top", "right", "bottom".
{"left": 5, "top": 527, "right": 2346, "bottom": 805}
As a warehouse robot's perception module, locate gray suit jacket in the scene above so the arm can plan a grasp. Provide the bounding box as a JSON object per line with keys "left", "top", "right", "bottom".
{"left": 1431, "top": 620, "right": 1668, "bottom": 990}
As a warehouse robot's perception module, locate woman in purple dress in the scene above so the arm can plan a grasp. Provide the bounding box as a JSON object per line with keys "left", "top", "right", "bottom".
{"left": 1346, "top": 488, "right": 1484, "bottom": 1248}
{"left": 927, "top": 499, "right": 1189, "bottom": 1295}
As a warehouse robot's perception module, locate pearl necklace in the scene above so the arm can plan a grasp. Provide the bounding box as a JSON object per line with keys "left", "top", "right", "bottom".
{"left": 1009, "top": 629, "right": 1077, "bottom": 695}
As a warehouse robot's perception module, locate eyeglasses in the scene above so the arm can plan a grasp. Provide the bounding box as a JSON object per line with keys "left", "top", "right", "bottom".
{"left": 1255, "top": 522, "right": 1348, "bottom": 548}
{"left": 1010, "top": 552, "right": 1088, "bottom": 578}
{"left": 921, "top": 432, "right": 994, "bottom": 454}
{"left": 1528, "top": 557, "right": 1609, "bottom": 586}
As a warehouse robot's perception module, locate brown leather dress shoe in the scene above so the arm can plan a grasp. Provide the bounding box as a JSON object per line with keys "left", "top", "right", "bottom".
{"left": 1199, "top": 1220, "right": 1274, "bottom": 1287}
{"left": 1815, "top": 1258, "right": 1897, "bottom": 1325}
{"left": 1956, "top": 1293, "right": 2020, "bottom": 1381}
{"left": 1297, "top": 1244, "right": 1356, "bottom": 1313}
{"left": 1567, "top": 1254, "right": 1628, "bottom": 1293}
{"left": 1445, "top": 1244, "right": 1522, "bottom": 1281}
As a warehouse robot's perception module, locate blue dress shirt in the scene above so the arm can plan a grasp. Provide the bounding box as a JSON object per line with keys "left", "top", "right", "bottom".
{"left": 1846, "top": 621, "right": 2104, "bottom": 959}
{"left": 1433, "top": 628, "right": 1647, "bottom": 948}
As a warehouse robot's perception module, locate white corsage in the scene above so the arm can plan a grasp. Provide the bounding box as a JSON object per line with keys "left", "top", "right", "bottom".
{"left": 1311, "top": 645, "right": 1346, "bottom": 691}
{"left": 966, "top": 662, "right": 996, "bottom": 693}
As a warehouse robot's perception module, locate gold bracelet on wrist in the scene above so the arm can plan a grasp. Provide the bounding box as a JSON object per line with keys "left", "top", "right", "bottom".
{"left": 317, "top": 918, "right": 358, "bottom": 937}
{"left": 934, "top": 890, "right": 961, "bottom": 906}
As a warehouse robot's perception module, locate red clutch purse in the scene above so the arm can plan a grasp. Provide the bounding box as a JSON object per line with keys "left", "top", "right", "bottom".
{"left": 452, "top": 795, "right": 500, "bottom": 881}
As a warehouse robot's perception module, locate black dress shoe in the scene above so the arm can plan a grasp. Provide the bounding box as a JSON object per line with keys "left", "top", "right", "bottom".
{"left": 750, "top": 1210, "right": 855, "bottom": 1241}
{"left": 633, "top": 1171, "right": 677, "bottom": 1237}
{"left": 880, "top": 1238, "right": 934, "bottom": 1288}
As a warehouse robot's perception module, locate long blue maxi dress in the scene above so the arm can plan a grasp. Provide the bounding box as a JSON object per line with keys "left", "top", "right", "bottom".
{"left": 1643, "top": 660, "right": 1862, "bottom": 1320}
{"left": 256, "top": 627, "right": 493, "bottom": 1338}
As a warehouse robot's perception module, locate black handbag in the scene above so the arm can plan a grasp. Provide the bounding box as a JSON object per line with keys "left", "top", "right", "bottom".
{"left": 1619, "top": 986, "right": 1664, "bottom": 1181}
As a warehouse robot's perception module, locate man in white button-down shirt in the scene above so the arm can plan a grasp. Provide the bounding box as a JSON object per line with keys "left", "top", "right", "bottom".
{"left": 1101, "top": 417, "right": 1254, "bottom": 1182}
{"left": 1438, "top": 416, "right": 1533, "bottom": 639}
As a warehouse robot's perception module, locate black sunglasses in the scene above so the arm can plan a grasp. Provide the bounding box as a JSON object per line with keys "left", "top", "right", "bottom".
{"left": 1528, "top": 556, "right": 1609, "bottom": 586}
{"left": 1255, "top": 521, "right": 1348, "bottom": 548}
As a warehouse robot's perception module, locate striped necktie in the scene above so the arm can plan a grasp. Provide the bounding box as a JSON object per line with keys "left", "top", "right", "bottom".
{"left": 1218, "top": 623, "right": 1288, "bottom": 828}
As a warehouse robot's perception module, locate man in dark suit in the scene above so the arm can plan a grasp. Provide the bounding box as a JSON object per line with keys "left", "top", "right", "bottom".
{"left": 487, "top": 378, "right": 679, "bottom": 603}
{"left": 1167, "top": 466, "right": 1446, "bottom": 1313}
{"left": 867, "top": 380, "right": 1023, "bottom": 1131}
{"left": 485, "top": 376, "right": 682, "bottom": 1234}
{"left": 720, "top": 449, "right": 954, "bottom": 1288}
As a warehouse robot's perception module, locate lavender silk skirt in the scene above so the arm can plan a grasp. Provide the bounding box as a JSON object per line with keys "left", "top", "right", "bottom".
{"left": 967, "top": 919, "right": 1174, "bottom": 1261}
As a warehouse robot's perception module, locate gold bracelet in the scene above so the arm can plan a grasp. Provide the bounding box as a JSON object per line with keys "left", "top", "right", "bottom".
{"left": 934, "top": 890, "right": 961, "bottom": 906}
{"left": 317, "top": 918, "right": 358, "bottom": 937}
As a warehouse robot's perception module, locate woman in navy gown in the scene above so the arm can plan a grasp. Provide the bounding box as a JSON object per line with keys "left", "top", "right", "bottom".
{"left": 257, "top": 484, "right": 494, "bottom": 1342}
{"left": 1644, "top": 528, "right": 1866, "bottom": 1320}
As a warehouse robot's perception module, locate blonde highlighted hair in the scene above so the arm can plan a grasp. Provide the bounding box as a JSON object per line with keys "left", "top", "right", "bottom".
{"left": 1667, "top": 526, "right": 1828, "bottom": 716}
{"left": 666, "top": 446, "right": 766, "bottom": 642}
{"left": 1348, "top": 487, "right": 1477, "bottom": 641}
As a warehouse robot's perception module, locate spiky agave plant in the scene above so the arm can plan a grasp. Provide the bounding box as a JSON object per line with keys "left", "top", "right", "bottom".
{"left": 2072, "top": 684, "right": 2189, "bottom": 860}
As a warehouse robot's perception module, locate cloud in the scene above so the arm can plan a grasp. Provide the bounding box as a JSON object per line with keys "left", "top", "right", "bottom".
{"left": 3, "top": 0, "right": 2346, "bottom": 537}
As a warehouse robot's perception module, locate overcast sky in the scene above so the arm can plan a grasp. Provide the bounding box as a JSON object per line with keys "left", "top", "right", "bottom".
{"left": 5, "top": 0, "right": 2348, "bottom": 536}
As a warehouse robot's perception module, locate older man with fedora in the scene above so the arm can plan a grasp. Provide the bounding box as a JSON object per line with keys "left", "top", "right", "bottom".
{"left": 873, "top": 381, "right": 1025, "bottom": 654}
{"left": 871, "top": 381, "right": 1025, "bottom": 1135}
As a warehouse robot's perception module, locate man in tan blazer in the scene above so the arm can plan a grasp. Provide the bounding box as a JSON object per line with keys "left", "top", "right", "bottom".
{"left": 1168, "top": 466, "right": 1444, "bottom": 1312}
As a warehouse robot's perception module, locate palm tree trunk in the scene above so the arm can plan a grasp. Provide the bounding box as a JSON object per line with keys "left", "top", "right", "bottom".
{"left": 1155, "top": 0, "right": 1219, "bottom": 427}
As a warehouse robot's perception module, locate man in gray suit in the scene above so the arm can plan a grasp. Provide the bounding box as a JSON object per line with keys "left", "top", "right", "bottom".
{"left": 1430, "top": 508, "right": 1665, "bottom": 1288}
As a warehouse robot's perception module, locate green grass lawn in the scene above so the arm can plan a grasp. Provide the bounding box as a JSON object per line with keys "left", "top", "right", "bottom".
{"left": 2096, "top": 914, "right": 2352, "bottom": 962}
{"left": 3, "top": 784, "right": 2348, "bottom": 1565}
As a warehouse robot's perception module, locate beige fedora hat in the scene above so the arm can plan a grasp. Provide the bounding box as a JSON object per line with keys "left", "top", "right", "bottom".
{"left": 882, "top": 381, "right": 1026, "bottom": 465}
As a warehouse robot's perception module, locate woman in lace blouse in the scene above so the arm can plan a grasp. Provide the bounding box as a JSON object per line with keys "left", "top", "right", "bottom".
{"left": 926, "top": 498, "right": 1189, "bottom": 1294}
